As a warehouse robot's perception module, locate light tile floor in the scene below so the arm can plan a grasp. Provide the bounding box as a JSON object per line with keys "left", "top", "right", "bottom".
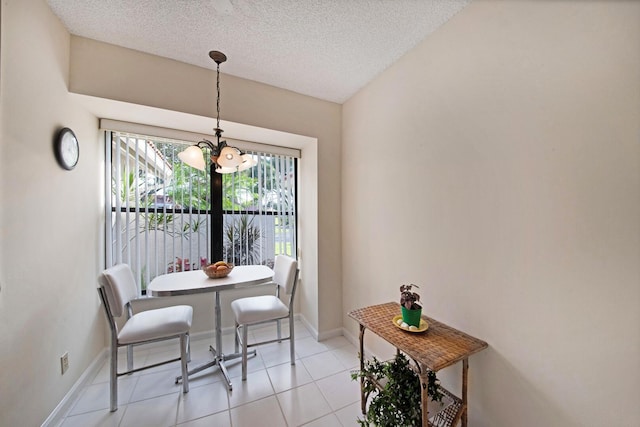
{"left": 58, "top": 320, "right": 365, "bottom": 427}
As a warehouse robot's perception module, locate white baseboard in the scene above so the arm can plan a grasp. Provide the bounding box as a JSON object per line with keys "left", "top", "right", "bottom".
{"left": 341, "top": 326, "right": 359, "bottom": 348}
{"left": 318, "top": 326, "right": 344, "bottom": 341}
{"left": 42, "top": 348, "right": 108, "bottom": 427}
{"left": 213, "top": 314, "right": 303, "bottom": 337}
{"left": 297, "top": 314, "right": 318, "bottom": 340}
{"left": 290, "top": 314, "right": 344, "bottom": 342}
{"left": 341, "top": 326, "right": 383, "bottom": 361}
{"left": 41, "top": 332, "right": 213, "bottom": 427}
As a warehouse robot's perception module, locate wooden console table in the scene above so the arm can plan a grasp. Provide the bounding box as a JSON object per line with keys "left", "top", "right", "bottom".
{"left": 348, "top": 302, "right": 488, "bottom": 427}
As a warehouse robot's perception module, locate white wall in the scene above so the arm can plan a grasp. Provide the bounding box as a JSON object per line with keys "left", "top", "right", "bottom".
{"left": 4, "top": 0, "right": 637, "bottom": 425}
{"left": 67, "top": 36, "right": 342, "bottom": 338}
{"left": 0, "top": 1, "right": 104, "bottom": 426}
{"left": 342, "top": 1, "right": 639, "bottom": 426}
{"left": 1, "top": 3, "right": 342, "bottom": 423}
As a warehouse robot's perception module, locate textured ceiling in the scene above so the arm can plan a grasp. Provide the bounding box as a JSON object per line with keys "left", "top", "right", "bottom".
{"left": 47, "top": 0, "right": 470, "bottom": 104}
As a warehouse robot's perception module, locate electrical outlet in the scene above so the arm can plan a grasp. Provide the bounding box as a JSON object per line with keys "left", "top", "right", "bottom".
{"left": 60, "top": 352, "right": 69, "bottom": 375}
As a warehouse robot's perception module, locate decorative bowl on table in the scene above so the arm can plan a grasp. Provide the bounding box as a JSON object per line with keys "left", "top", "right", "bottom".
{"left": 204, "top": 262, "right": 234, "bottom": 278}
{"left": 392, "top": 314, "right": 429, "bottom": 333}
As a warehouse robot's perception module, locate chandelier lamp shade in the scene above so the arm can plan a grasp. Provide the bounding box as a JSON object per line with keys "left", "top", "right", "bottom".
{"left": 178, "top": 50, "right": 257, "bottom": 174}
{"left": 178, "top": 139, "right": 256, "bottom": 173}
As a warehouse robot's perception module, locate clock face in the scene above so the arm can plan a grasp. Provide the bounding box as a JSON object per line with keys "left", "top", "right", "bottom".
{"left": 55, "top": 128, "right": 79, "bottom": 170}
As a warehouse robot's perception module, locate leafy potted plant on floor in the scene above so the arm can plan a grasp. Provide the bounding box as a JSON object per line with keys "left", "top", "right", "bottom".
{"left": 400, "top": 284, "right": 422, "bottom": 327}
{"left": 351, "top": 353, "right": 443, "bottom": 426}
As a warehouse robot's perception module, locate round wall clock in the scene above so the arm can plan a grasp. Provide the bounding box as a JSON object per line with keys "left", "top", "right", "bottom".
{"left": 54, "top": 127, "right": 79, "bottom": 170}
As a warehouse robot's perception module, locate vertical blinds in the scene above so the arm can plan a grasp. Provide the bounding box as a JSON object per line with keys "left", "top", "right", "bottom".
{"left": 105, "top": 130, "right": 297, "bottom": 293}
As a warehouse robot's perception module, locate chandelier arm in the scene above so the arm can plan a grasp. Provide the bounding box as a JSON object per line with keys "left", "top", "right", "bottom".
{"left": 196, "top": 139, "right": 218, "bottom": 154}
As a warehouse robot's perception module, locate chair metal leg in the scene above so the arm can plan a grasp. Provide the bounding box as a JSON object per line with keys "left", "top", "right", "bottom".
{"left": 289, "top": 313, "right": 295, "bottom": 365}
{"left": 234, "top": 322, "right": 240, "bottom": 353}
{"left": 242, "top": 325, "right": 249, "bottom": 381}
{"left": 126, "top": 344, "right": 133, "bottom": 373}
{"left": 277, "top": 319, "right": 282, "bottom": 342}
{"left": 186, "top": 333, "right": 191, "bottom": 363}
{"left": 110, "top": 341, "right": 118, "bottom": 412}
{"left": 180, "top": 334, "right": 189, "bottom": 393}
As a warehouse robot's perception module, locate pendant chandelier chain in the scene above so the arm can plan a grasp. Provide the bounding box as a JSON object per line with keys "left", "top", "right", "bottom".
{"left": 178, "top": 50, "right": 256, "bottom": 174}
{"left": 216, "top": 62, "right": 221, "bottom": 136}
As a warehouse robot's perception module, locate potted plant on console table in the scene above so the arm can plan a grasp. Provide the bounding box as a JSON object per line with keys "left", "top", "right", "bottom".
{"left": 400, "top": 284, "right": 422, "bottom": 327}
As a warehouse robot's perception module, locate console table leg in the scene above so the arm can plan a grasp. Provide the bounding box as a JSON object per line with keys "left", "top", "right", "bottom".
{"left": 420, "top": 369, "right": 429, "bottom": 427}
{"left": 359, "top": 325, "right": 366, "bottom": 415}
{"left": 462, "top": 358, "right": 469, "bottom": 427}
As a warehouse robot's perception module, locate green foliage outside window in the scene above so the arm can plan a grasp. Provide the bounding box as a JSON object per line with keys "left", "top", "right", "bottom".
{"left": 224, "top": 215, "right": 261, "bottom": 265}
{"left": 111, "top": 136, "right": 296, "bottom": 286}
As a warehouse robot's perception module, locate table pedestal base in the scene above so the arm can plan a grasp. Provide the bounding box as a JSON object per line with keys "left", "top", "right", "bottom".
{"left": 175, "top": 345, "right": 257, "bottom": 390}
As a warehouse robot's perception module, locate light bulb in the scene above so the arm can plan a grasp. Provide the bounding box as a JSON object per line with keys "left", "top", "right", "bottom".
{"left": 217, "top": 146, "right": 242, "bottom": 168}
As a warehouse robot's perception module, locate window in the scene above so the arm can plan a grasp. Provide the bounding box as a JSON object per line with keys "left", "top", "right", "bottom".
{"left": 105, "top": 130, "right": 297, "bottom": 292}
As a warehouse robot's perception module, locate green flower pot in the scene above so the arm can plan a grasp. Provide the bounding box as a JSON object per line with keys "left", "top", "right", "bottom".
{"left": 401, "top": 306, "right": 422, "bottom": 327}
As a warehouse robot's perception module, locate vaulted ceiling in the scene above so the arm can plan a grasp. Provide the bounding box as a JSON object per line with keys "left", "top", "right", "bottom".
{"left": 47, "top": 0, "right": 470, "bottom": 104}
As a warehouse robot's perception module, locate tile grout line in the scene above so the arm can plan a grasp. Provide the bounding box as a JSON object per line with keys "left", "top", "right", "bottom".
{"left": 60, "top": 327, "right": 362, "bottom": 427}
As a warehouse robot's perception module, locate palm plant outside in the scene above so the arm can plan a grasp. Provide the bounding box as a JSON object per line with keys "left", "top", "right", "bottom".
{"left": 157, "top": 142, "right": 210, "bottom": 210}
{"left": 113, "top": 170, "right": 203, "bottom": 239}
{"left": 224, "top": 215, "right": 262, "bottom": 265}
{"left": 114, "top": 142, "right": 293, "bottom": 276}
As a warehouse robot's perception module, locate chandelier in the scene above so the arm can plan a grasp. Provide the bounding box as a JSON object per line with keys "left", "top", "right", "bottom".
{"left": 178, "top": 51, "right": 257, "bottom": 173}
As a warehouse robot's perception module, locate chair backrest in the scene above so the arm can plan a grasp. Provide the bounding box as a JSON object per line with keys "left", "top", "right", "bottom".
{"left": 98, "top": 264, "right": 138, "bottom": 318}
{"left": 273, "top": 255, "right": 298, "bottom": 295}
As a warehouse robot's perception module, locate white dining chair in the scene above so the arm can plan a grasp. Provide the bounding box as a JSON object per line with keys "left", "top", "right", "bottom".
{"left": 231, "top": 255, "right": 299, "bottom": 380}
{"left": 97, "top": 264, "right": 192, "bottom": 412}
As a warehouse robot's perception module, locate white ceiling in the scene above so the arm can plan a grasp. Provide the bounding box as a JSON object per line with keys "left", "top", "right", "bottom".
{"left": 47, "top": 0, "right": 470, "bottom": 104}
